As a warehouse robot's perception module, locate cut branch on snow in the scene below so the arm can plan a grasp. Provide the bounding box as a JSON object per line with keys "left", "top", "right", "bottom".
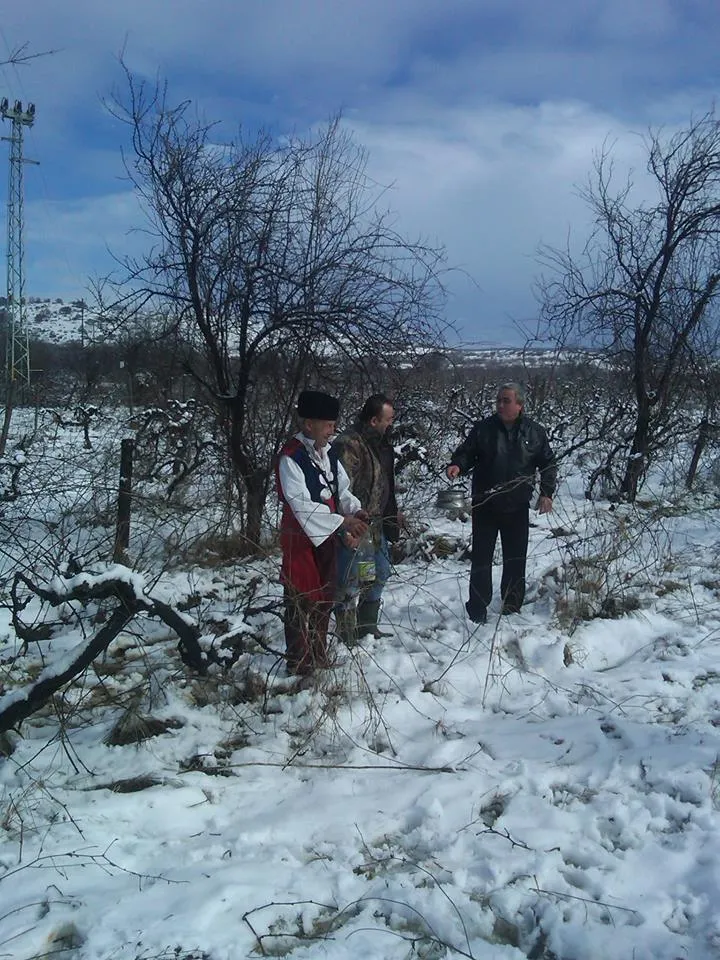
{"left": 1, "top": 568, "right": 206, "bottom": 734}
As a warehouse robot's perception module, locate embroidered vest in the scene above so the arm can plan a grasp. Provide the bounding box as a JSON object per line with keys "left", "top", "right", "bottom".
{"left": 278, "top": 438, "right": 340, "bottom": 511}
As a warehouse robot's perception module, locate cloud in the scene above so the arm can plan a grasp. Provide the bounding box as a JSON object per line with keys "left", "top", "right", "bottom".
{"left": 3, "top": 0, "right": 716, "bottom": 118}
{"left": 345, "top": 97, "right": 659, "bottom": 342}
{"left": 1, "top": 0, "right": 719, "bottom": 341}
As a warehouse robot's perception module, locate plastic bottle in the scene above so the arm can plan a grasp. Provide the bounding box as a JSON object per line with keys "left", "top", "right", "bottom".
{"left": 356, "top": 531, "right": 376, "bottom": 585}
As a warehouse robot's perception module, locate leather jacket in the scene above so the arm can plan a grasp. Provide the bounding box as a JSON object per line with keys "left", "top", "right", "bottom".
{"left": 449, "top": 413, "right": 557, "bottom": 512}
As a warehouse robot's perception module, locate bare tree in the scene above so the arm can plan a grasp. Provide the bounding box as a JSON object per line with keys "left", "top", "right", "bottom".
{"left": 0, "top": 42, "right": 58, "bottom": 68}
{"left": 103, "top": 69, "right": 448, "bottom": 547}
{"left": 539, "top": 111, "right": 720, "bottom": 500}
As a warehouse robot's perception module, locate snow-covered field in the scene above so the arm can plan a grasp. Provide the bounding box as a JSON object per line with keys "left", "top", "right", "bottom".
{"left": 2, "top": 411, "right": 720, "bottom": 959}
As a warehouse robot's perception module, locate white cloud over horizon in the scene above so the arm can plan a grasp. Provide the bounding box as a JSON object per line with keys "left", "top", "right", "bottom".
{"left": 347, "top": 95, "right": 672, "bottom": 342}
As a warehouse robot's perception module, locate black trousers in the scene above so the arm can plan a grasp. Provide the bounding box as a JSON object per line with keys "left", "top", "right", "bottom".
{"left": 468, "top": 505, "right": 529, "bottom": 614}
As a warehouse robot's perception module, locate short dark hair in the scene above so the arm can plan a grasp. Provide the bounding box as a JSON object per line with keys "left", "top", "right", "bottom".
{"left": 359, "top": 393, "right": 393, "bottom": 423}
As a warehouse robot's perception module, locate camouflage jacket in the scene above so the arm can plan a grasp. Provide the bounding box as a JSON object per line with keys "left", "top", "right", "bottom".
{"left": 333, "top": 422, "right": 400, "bottom": 542}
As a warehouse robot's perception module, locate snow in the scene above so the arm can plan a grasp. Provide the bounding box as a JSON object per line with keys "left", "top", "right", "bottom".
{"left": 3, "top": 417, "right": 720, "bottom": 958}
{"left": 46, "top": 564, "right": 149, "bottom": 599}
{"left": 16, "top": 297, "right": 92, "bottom": 344}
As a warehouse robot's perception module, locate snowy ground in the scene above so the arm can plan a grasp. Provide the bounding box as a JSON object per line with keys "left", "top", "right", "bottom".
{"left": 3, "top": 463, "right": 720, "bottom": 958}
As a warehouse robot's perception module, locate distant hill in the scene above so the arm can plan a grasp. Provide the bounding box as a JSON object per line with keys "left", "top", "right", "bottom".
{"left": 446, "top": 345, "right": 603, "bottom": 370}
{"left": 2, "top": 297, "right": 602, "bottom": 369}
{"left": 1, "top": 296, "right": 93, "bottom": 345}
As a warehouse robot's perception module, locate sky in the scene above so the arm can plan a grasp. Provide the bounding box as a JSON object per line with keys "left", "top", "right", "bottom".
{"left": 1, "top": 0, "right": 719, "bottom": 345}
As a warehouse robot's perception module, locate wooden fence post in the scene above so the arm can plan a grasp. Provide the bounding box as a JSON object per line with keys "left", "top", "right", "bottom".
{"left": 113, "top": 438, "right": 134, "bottom": 562}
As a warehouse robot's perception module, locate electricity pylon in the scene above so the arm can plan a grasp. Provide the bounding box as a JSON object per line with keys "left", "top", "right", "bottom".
{"left": 1, "top": 97, "right": 36, "bottom": 397}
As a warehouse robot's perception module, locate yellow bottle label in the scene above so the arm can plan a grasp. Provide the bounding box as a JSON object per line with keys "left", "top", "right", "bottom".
{"left": 357, "top": 559, "right": 376, "bottom": 583}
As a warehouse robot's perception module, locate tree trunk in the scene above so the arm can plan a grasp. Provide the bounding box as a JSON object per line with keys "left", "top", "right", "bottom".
{"left": 686, "top": 417, "right": 711, "bottom": 489}
{"left": 113, "top": 438, "right": 135, "bottom": 562}
{"left": 244, "top": 468, "right": 269, "bottom": 549}
{"left": 621, "top": 399, "right": 652, "bottom": 501}
{"left": 227, "top": 393, "right": 270, "bottom": 552}
{"left": 0, "top": 380, "right": 16, "bottom": 458}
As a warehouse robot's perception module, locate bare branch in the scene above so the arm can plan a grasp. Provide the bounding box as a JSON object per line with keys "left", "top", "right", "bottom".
{"left": 97, "top": 63, "right": 450, "bottom": 546}
{"left": 538, "top": 109, "right": 720, "bottom": 499}
{"left": 0, "top": 42, "right": 59, "bottom": 67}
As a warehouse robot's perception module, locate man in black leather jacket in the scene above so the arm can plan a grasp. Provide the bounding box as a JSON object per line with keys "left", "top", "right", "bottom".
{"left": 446, "top": 383, "right": 557, "bottom": 623}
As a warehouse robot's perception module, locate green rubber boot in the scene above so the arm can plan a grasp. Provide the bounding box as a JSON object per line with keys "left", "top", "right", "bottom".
{"left": 356, "top": 599, "right": 392, "bottom": 639}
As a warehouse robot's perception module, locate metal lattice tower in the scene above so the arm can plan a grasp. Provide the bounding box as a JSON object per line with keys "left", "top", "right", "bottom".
{"left": 1, "top": 98, "right": 36, "bottom": 395}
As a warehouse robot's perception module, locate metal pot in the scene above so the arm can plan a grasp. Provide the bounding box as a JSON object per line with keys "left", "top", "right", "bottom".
{"left": 436, "top": 487, "right": 470, "bottom": 510}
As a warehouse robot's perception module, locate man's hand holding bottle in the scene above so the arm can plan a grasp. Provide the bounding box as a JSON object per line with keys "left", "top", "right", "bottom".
{"left": 340, "top": 512, "right": 369, "bottom": 549}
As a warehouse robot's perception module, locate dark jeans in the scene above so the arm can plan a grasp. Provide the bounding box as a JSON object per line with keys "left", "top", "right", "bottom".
{"left": 469, "top": 505, "right": 529, "bottom": 614}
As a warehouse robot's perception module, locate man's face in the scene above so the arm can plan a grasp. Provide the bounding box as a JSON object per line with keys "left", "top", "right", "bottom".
{"left": 304, "top": 418, "right": 336, "bottom": 447}
{"left": 496, "top": 389, "right": 522, "bottom": 425}
{"left": 370, "top": 403, "right": 395, "bottom": 435}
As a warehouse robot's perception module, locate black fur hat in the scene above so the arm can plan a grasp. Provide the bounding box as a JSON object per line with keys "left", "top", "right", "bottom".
{"left": 297, "top": 390, "right": 340, "bottom": 420}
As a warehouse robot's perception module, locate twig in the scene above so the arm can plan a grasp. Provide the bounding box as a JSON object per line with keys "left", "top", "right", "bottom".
{"left": 477, "top": 826, "right": 531, "bottom": 850}
{"left": 532, "top": 878, "right": 642, "bottom": 919}
{"left": 1, "top": 42, "right": 59, "bottom": 67}
{"left": 225, "top": 760, "right": 458, "bottom": 773}
{"left": 242, "top": 899, "right": 339, "bottom": 956}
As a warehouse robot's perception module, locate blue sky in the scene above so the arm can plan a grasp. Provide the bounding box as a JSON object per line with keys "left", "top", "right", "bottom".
{"left": 1, "top": 0, "right": 719, "bottom": 345}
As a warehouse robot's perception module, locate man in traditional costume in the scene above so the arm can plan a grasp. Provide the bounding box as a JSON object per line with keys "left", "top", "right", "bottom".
{"left": 277, "top": 390, "right": 368, "bottom": 675}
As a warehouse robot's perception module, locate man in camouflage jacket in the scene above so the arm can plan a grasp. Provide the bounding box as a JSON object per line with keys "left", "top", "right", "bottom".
{"left": 333, "top": 393, "right": 400, "bottom": 641}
